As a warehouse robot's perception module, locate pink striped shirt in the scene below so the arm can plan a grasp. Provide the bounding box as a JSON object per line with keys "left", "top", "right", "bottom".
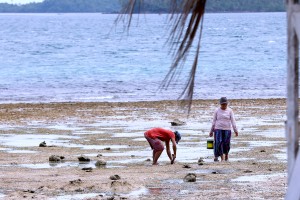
{"left": 210, "top": 107, "right": 238, "bottom": 132}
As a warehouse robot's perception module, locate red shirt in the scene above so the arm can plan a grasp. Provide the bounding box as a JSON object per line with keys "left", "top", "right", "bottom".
{"left": 145, "top": 128, "right": 175, "bottom": 142}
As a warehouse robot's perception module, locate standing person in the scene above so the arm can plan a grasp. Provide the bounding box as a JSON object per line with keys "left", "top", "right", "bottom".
{"left": 209, "top": 97, "right": 238, "bottom": 162}
{"left": 144, "top": 127, "right": 181, "bottom": 165}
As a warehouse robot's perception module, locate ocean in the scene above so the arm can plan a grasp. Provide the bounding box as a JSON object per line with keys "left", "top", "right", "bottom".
{"left": 0, "top": 12, "right": 286, "bottom": 103}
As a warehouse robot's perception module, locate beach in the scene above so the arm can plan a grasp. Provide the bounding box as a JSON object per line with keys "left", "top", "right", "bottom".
{"left": 0, "top": 99, "right": 287, "bottom": 199}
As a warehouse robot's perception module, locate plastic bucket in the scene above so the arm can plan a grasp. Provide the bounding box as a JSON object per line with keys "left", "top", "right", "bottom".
{"left": 207, "top": 139, "right": 214, "bottom": 149}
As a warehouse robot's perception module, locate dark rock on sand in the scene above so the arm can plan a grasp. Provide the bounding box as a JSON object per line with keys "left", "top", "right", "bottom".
{"left": 145, "top": 158, "right": 151, "bottom": 162}
{"left": 198, "top": 157, "right": 204, "bottom": 165}
{"left": 170, "top": 119, "right": 186, "bottom": 126}
{"left": 95, "top": 160, "right": 107, "bottom": 167}
{"left": 244, "top": 170, "right": 253, "bottom": 173}
{"left": 110, "top": 175, "right": 121, "bottom": 180}
{"left": 69, "top": 179, "right": 82, "bottom": 185}
{"left": 104, "top": 147, "right": 111, "bottom": 150}
{"left": 184, "top": 173, "right": 197, "bottom": 182}
{"left": 260, "top": 149, "right": 266, "bottom": 153}
{"left": 183, "top": 164, "right": 191, "bottom": 168}
{"left": 39, "top": 141, "right": 47, "bottom": 147}
{"left": 212, "top": 171, "right": 219, "bottom": 174}
{"left": 78, "top": 156, "right": 90, "bottom": 162}
{"left": 107, "top": 196, "right": 115, "bottom": 200}
{"left": 82, "top": 167, "right": 93, "bottom": 172}
{"left": 49, "top": 155, "right": 62, "bottom": 162}
{"left": 97, "top": 154, "right": 103, "bottom": 157}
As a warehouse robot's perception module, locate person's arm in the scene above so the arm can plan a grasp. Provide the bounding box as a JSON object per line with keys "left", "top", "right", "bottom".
{"left": 165, "top": 140, "right": 172, "bottom": 161}
{"left": 230, "top": 110, "right": 238, "bottom": 136}
{"left": 209, "top": 109, "right": 218, "bottom": 137}
{"left": 170, "top": 137, "right": 177, "bottom": 164}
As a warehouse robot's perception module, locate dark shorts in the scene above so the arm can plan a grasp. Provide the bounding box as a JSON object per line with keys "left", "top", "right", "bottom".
{"left": 144, "top": 132, "right": 164, "bottom": 152}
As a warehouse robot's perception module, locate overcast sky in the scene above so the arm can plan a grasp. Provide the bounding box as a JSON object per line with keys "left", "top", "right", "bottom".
{"left": 0, "top": 0, "right": 43, "bottom": 4}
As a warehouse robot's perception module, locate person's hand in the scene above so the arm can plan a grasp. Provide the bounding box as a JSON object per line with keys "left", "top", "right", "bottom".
{"left": 235, "top": 131, "right": 238, "bottom": 137}
{"left": 209, "top": 132, "right": 213, "bottom": 137}
{"left": 171, "top": 154, "right": 176, "bottom": 164}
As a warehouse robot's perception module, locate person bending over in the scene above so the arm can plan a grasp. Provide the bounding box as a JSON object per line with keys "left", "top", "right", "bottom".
{"left": 144, "top": 127, "right": 181, "bottom": 165}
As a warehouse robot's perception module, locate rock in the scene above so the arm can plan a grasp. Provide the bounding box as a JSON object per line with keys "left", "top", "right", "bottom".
{"left": 104, "top": 147, "right": 111, "bottom": 150}
{"left": 170, "top": 119, "right": 186, "bottom": 126}
{"left": 49, "top": 155, "right": 61, "bottom": 162}
{"left": 39, "top": 141, "right": 47, "bottom": 147}
{"left": 69, "top": 179, "right": 82, "bottom": 185}
{"left": 260, "top": 149, "right": 266, "bottom": 153}
{"left": 130, "top": 155, "right": 135, "bottom": 157}
{"left": 198, "top": 157, "right": 204, "bottom": 165}
{"left": 212, "top": 171, "right": 219, "bottom": 174}
{"left": 95, "top": 160, "right": 107, "bottom": 167}
{"left": 23, "top": 190, "right": 35, "bottom": 193}
{"left": 183, "top": 164, "right": 191, "bottom": 168}
{"left": 244, "top": 170, "right": 253, "bottom": 173}
{"left": 184, "top": 173, "right": 197, "bottom": 182}
{"left": 107, "top": 197, "right": 115, "bottom": 200}
{"left": 145, "top": 158, "right": 151, "bottom": 162}
{"left": 82, "top": 167, "right": 93, "bottom": 172}
{"left": 78, "top": 156, "right": 90, "bottom": 162}
{"left": 110, "top": 175, "right": 121, "bottom": 180}
{"left": 75, "top": 188, "right": 84, "bottom": 192}
{"left": 97, "top": 154, "right": 103, "bottom": 157}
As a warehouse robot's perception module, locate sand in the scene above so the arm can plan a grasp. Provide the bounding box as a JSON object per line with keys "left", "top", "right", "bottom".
{"left": 0, "top": 99, "right": 288, "bottom": 199}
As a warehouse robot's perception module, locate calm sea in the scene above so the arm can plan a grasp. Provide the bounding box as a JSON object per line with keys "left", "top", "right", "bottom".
{"left": 0, "top": 12, "right": 286, "bottom": 103}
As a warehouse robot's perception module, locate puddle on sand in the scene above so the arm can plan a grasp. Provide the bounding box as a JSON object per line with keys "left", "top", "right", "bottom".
{"left": 0, "top": 134, "right": 128, "bottom": 150}
{"left": 0, "top": 134, "right": 80, "bottom": 147}
{"left": 49, "top": 193, "right": 101, "bottom": 200}
{"left": 232, "top": 173, "right": 286, "bottom": 182}
{"left": 6, "top": 149, "right": 37, "bottom": 154}
{"left": 18, "top": 161, "right": 122, "bottom": 169}
{"left": 192, "top": 169, "right": 236, "bottom": 174}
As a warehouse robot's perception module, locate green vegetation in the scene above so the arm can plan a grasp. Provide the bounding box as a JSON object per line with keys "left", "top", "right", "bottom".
{"left": 0, "top": 0, "right": 285, "bottom": 13}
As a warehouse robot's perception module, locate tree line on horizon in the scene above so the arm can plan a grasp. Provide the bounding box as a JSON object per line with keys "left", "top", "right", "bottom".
{"left": 0, "top": 0, "right": 285, "bottom": 13}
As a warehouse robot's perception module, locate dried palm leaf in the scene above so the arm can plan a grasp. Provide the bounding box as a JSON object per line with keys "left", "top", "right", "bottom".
{"left": 117, "top": 0, "right": 206, "bottom": 114}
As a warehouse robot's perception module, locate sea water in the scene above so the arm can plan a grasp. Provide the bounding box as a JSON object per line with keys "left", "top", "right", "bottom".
{"left": 0, "top": 12, "right": 286, "bottom": 103}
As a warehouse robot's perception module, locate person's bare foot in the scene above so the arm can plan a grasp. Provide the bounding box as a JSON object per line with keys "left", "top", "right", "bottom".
{"left": 152, "top": 162, "right": 159, "bottom": 165}
{"left": 214, "top": 157, "right": 219, "bottom": 162}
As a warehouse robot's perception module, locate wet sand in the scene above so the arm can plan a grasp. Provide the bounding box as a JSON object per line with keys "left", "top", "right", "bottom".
{"left": 0, "top": 99, "right": 287, "bottom": 199}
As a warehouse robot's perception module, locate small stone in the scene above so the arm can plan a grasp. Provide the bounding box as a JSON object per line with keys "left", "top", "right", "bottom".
{"left": 104, "top": 147, "right": 111, "bottom": 150}
{"left": 75, "top": 188, "right": 84, "bottom": 192}
{"left": 268, "top": 168, "right": 272, "bottom": 171}
{"left": 252, "top": 162, "right": 257, "bottom": 165}
{"left": 198, "top": 157, "right": 204, "bottom": 165}
{"left": 212, "top": 171, "right": 219, "bottom": 174}
{"left": 131, "top": 155, "right": 135, "bottom": 157}
{"left": 69, "top": 179, "right": 82, "bottom": 185}
{"left": 60, "top": 156, "right": 65, "bottom": 160}
{"left": 109, "top": 175, "right": 121, "bottom": 180}
{"left": 82, "top": 167, "right": 93, "bottom": 172}
{"left": 145, "top": 158, "right": 151, "bottom": 162}
{"left": 39, "top": 141, "right": 47, "bottom": 147}
{"left": 95, "top": 160, "right": 107, "bottom": 167}
{"left": 260, "top": 149, "right": 266, "bottom": 153}
{"left": 183, "top": 164, "right": 191, "bottom": 168}
{"left": 78, "top": 156, "right": 90, "bottom": 162}
{"left": 97, "top": 154, "right": 103, "bottom": 157}
{"left": 107, "top": 197, "right": 115, "bottom": 200}
{"left": 244, "top": 170, "right": 253, "bottom": 173}
{"left": 198, "top": 162, "right": 204, "bottom": 166}
{"left": 49, "top": 155, "right": 61, "bottom": 162}
{"left": 170, "top": 119, "right": 186, "bottom": 126}
{"left": 184, "top": 173, "right": 196, "bottom": 182}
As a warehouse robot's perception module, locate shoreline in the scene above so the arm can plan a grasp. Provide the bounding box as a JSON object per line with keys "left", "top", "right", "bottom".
{"left": 0, "top": 98, "right": 288, "bottom": 199}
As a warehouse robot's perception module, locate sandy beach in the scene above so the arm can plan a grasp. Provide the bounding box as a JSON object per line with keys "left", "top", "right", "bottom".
{"left": 0, "top": 99, "right": 287, "bottom": 199}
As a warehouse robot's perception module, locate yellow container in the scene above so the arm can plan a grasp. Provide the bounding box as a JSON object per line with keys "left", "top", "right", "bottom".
{"left": 207, "top": 139, "right": 214, "bottom": 149}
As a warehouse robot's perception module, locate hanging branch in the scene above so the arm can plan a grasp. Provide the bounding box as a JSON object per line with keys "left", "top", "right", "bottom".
{"left": 116, "top": 0, "right": 207, "bottom": 114}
